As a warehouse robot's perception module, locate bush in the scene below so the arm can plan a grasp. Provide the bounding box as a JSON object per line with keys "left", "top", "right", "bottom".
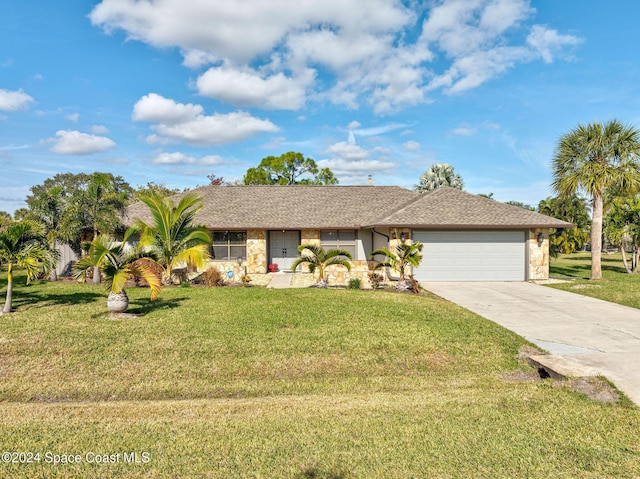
{"left": 368, "top": 272, "right": 383, "bottom": 289}
{"left": 241, "top": 274, "right": 252, "bottom": 287}
{"left": 348, "top": 277, "right": 361, "bottom": 289}
{"left": 203, "top": 267, "right": 225, "bottom": 287}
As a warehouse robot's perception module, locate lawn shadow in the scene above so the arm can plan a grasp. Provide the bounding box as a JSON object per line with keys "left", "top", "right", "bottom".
{"left": 89, "top": 295, "right": 190, "bottom": 319}
{"left": 10, "top": 288, "right": 103, "bottom": 310}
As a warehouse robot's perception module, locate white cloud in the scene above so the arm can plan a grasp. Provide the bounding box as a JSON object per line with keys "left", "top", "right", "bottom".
{"left": 319, "top": 140, "right": 396, "bottom": 182}
{"left": 66, "top": 113, "right": 80, "bottom": 122}
{"left": 91, "top": 125, "right": 110, "bottom": 134}
{"left": 196, "top": 66, "right": 314, "bottom": 110}
{"left": 527, "top": 25, "right": 584, "bottom": 63}
{"left": 133, "top": 93, "right": 279, "bottom": 146}
{"left": 91, "top": 0, "right": 582, "bottom": 111}
{"left": 152, "top": 151, "right": 223, "bottom": 165}
{"left": 132, "top": 93, "right": 203, "bottom": 124}
{"left": 403, "top": 141, "right": 421, "bottom": 152}
{"left": 452, "top": 127, "right": 476, "bottom": 136}
{"left": 0, "top": 89, "right": 35, "bottom": 111}
{"left": 49, "top": 130, "right": 116, "bottom": 155}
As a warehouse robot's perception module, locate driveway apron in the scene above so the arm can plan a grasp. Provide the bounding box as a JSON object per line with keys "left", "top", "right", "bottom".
{"left": 423, "top": 282, "right": 640, "bottom": 406}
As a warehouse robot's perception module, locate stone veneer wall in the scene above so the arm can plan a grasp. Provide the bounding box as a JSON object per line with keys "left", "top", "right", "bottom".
{"left": 528, "top": 228, "right": 549, "bottom": 280}
{"left": 247, "top": 229, "right": 267, "bottom": 274}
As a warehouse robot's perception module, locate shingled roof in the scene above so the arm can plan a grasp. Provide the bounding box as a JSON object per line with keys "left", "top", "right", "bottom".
{"left": 125, "top": 185, "right": 574, "bottom": 230}
{"left": 125, "top": 185, "right": 418, "bottom": 229}
{"left": 370, "top": 187, "right": 574, "bottom": 229}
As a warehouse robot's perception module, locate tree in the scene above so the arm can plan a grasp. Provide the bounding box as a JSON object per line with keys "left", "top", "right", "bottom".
{"left": 538, "top": 195, "right": 590, "bottom": 255}
{"left": 243, "top": 152, "right": 338, "bottom": 185}
{"left": 290, "top": 244, "right": 352, "bottom": 288}
{"left": 604, "top": 195, "right": 640, "bottom": 273}
{"left": 135, "top": 191, "right": 211, "bottom": 284}
{"left": 73, "top": 229, "right": 161, "bottom": 313}
{"left": 552, "top": 120, "right": 640, "bottom": 280}
{"left": 0, "top": 211, "right": 11, "bottom": 228}
{"left": 23, "top": 185, "right": 66, "bottom": 281}
{"left": 134, "top": 182, "right": 180, "bottom": 200}
{"left": 505, "top": 201, "right": 535, "bottom": 211}
{"left": 370, "top": 241, "right": 423, "bottom": 290}
{"left": 0, "top": 220, "right": 58, "bottom": 314}
{"left": 415, "top": 164, "right": 463, "bottom": 192}
{"left": 64, "top": 173, "right": 131, "bottom": 284}
{"left": 207, "top": 172, "right": 232, "bottom": 186}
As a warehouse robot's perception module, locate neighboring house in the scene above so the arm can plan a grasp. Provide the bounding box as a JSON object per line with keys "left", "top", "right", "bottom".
{"left": 125, "top": 185, "right": 573, "bottom": 283}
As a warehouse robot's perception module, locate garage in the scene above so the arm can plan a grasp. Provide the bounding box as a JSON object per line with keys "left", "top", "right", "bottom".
{"left": 412, "top": 230, "right": 526, "bottom": 281}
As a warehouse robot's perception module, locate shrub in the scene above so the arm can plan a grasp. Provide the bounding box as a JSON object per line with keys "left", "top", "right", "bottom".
{"left": 203, "top": 267, "right": 225, "bottom": 287}
{"left": 368, "top": 271, "right": 383, "bottom": 289}
{"left": 348, "top": 277, "right": 361, "bottom": 289}
{"left": 241, "top": 274, "right": 252, "bottom": 287}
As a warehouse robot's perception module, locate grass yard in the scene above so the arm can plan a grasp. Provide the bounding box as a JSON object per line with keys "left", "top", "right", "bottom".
{"left": 549, "top": 251, "right": 640, "bottom": 309}
{"left": 0, "top": 272, "right": 639, "bottom": 478}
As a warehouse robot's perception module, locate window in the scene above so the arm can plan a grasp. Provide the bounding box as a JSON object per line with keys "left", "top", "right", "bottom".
{"left": 320, "top": 230, "right": 357, "bottom": 258}
{"left": 211, "top": 231, "right": 246, "bottom": 260}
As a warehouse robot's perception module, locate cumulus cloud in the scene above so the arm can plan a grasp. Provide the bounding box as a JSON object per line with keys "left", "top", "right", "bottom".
{"left": 452, "top": 127, "right": 476, "bottom": 136}
{"left": 133, "top": 93, "right": 279, "bottom": 146}
{"left": 49, "top": 130, "right": 116, "bottom": 155}
{"left": 318, "top": 141, "right": 396, "bottom": 183}
{"left": 0, "top": 88, "right": 35, "bottom": 111}
{"left": 152, "top": 151, "right": 223, "bottom": 165}
{"left": 91, "top": 0, "right": 582, "bottom": 111}
{"left": 66, "top": 113, "right": 79, "bottom": 122}
{"left": 197, "top": 66, "right": 314, "bottom": 110}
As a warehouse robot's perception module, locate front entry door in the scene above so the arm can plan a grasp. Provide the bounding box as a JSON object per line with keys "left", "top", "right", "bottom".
{"left": 269, "top": 231, "right": 300, "bottom": 271}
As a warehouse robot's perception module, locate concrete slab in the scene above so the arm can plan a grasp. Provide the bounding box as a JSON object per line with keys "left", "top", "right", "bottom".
{"left": 266, "top": 273, "right": 293, "bottom": 289}
{"left": 423, "top": 282, "right": 640, "bottom": 406}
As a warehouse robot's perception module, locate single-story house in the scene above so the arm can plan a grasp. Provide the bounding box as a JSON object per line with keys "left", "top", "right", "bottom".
{"left": 125, "top": 185, "right": 574, "bottom": 283}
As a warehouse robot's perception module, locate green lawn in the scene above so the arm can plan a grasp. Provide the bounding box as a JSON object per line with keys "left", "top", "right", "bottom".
{"left": 0, "top": 272, "right": 639, "bottom": 478}
{"left": 549, "top": 251, "right": 640, "bottom": 309}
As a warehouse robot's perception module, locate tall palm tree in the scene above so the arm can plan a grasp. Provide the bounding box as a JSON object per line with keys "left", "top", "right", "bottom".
{"left": 415, "top": 164, "right": 464, "bottom": 192}
{"left": 291, "top": 244, "right": 352, "bottom": 288}
{"left": 73, "top": 229, "right": 161, "bottom": 313}
{"left": 135, "top": 191, "right": 211, "bottom": 284}
{"left": 370, "top": 241, "right": 423, "bottom": 289}
{"left": 0, "top": 221, "right": 58, "bottom": 314}
{"left": 552, "top": 120, "right": 640, "bottom": 280}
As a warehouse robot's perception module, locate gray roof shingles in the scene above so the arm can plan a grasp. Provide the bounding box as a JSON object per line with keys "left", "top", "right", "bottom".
{"left": 125, "top": 185, "right": 574, "bottom": 230}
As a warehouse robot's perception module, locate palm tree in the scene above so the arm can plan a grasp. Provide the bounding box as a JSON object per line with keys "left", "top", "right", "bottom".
{"left": 63, "top": 173, "right": 131, "bottom": 285}
{"left": 604, "top": 195, "right": 640, "bottom": 273}
{"left": 552, "top": 120, "right": 640, "bottom": 280}
{"left": 370, "top": 241, "right": 423, "bottom": 289}
{"left": 415, "top": 164, "right": 464, "bottom": 192}
{"left": 291, "top": 244, "right": 352, "bottom": 288}
{"left": 24, "top": 185, "right": 66, "bottom": 281}
{"left": 72, "top": 229, "right": 161, "bottom": 313}
{"left": 0, "top": 221, "right": 58, "bottom": 314}
{"left": 135, "top": 191, "right": 212, "bottom": 284}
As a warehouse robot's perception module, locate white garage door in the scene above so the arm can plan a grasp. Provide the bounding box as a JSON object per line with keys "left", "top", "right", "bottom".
{"left": 412, "top": 231, "right": 526, "bottom": 281}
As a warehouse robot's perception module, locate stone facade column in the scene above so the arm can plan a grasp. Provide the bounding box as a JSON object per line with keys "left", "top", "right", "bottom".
{"left": 528, "top": 228, "right": 549, "bottom": 280}
{"left": 246, "top": 230, "right": 267, "bottom": 274}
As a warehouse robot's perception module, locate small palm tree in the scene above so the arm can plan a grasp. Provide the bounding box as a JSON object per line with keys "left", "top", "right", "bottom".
{"left": 0, "top": 220, "right": 58, "bottom": 314}
{"left": 415, "top": 164, "right": 464, "bottom": 192}
{"left": 291, "top": 244, "right": 352, "bottom": 288}
{"left": 135, "top": 191, "right": 211, "bottom": 284}
{"left": 73, "top": 229, "right": 161, "bottom": 313}
{"left": 370, "top": 241, "right": 423, "bottom": 289}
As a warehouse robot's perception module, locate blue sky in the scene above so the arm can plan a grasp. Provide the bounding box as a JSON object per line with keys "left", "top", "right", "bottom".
{"left": 1, "top": 0, "right": 640, "bottom": 215}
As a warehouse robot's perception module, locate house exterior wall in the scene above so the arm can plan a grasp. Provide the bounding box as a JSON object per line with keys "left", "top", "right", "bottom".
{"left": 529, "top": 228, "right": 549, "bottom": 280}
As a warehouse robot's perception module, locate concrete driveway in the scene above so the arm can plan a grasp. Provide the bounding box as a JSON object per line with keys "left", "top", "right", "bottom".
{"left": 422, "top": 282, "right": 640, "bottom": 406}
